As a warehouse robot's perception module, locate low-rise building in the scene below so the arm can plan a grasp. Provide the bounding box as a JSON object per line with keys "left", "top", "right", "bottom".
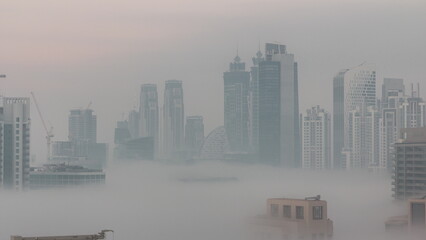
{"left": 385, "top": 196, "right": 426, "bottom": 238}
{"left": 250, "top": 196, "right": 333, "bottom": 240}
{"left": 29, "top": 164, "right": 105, "bottom": 189}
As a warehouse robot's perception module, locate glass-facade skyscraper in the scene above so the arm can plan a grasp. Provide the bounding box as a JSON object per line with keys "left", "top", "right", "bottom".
{"left": 223, "top": 55, "right": 250, "bottom": 152}
{"left": 139, "top": 84, "right": 159, "bottom": 156}
{"left": 163, "top": 80, "right": 184, "bottom": 159}
{"left": 258, "top": 43, "right": 300, "bottom": 167}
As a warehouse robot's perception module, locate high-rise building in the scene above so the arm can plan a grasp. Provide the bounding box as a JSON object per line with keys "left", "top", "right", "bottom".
{"left": 382, "top": 78, "right": 405, "bottom": 107}
{"left": 224, "top": 55, "right": 250, "bottom": 152}
{"left": 379, "top": 78, "right": 405, "bottom": 170}
{"left": 127, "top": 110, "right": 139, "bottom": 139}
{"left": 302, "top": 106, "right": 331, "bottom": 169}
{"left": 68, "top": 109, "right": 97, "bottom": 143}
{"left": 185, "top": 116, "right": 204, "bottom": 158}
{"left": 258, "top": 43, "right": 300, "bottom": 167}
{"left": 52, "top": 108, "right": 107, "bottom": 170}
{"left": 0, "top": 97, "right": 31, "bottom": 190}
{"left": 333, "top": 63, "right": 376, "bottom": 169}
{"left": 163, "top": 80, "right": 184, "bottom": 159}
{"left": 139, "top": 84, "right": 159, "bottom": 155}
{"left": 398, "top": 84, "right": 426, "bottom": 129}
{"left": 345, "top": 106, "right": 380, "bottom": 169}
{"left": 249, "top": 49, "right": 264, "bottom": 154}
{"left": 393, "top": 127, "right": 426, "bottom": 200}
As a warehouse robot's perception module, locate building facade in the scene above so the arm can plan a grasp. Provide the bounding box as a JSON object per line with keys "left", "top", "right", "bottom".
{"left": 30, "top": 164, "right": 105, "bottom": 189}
{"left": 0, "top": 97, "right": 31, "bottom": 190}
{"left": 185, "top": 116, "right": 204, "bottom": 158}
{"left": 333, "top": 64, "right": 376, "bottom": 169}
{"left": 258, "top": 43, "right": 300, "bottom": 167}
{"left": 224, "top": 55, "right": 250, "bottom": 152}
{"left": 68, "top": 109, "right": 97, "bottom": 144}
{"left": 393, "top": 128, "right": 426, "bottom": 200}
{"left": 163, "top": 80, "right": 184, "bottom": 159}
{"left": 139, "top": 84, "right": 159, "bottom": 155}
{"left": 302, "top": 106, "right": 331, "bottom": 170}
{"left": 250, "top": 196, "right": 333, "bottom": 240}
{"left": 249, "top": 49, "right": 264, "bottom": 155}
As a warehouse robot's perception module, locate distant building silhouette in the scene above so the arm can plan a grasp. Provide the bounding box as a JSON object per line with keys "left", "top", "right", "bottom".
{"left": 249, "top": 49, "right": 264, "bottom": 155}
{"left": 52, "top": 108, "right": 107, "bottom": 170}
{"left": 185, "top": 116, "right": 204, "bottom": 158}
{"left": 258, "top": 43, "right": 300, "bottom": 167}
{"left": 139, "top": 84, "right": 159, "bottom": 156}
{"left": 163, "top": 80, "right": 184, "bottom": 159}
{"left": 224, "top": 54, "right": 250, "bottom": 152}
{"left": 199, "top": 126, "right": 229, "bottom": 160}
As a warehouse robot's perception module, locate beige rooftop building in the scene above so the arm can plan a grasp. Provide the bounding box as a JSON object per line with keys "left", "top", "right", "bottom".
{"left": 250, "top": 196, "right": 333, "bottom": 240}
{"left": 386, "top": 196, "right": 426, "bottom": 238}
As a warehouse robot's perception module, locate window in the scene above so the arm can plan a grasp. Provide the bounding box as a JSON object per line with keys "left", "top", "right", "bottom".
{"left": 283, "top": 205, "right": 291, "bottom": 218}
{"left": 296, "top": 206, "right": 304, "bottom": 219}
{"left": 16, "top": 124, "right": 19, "bottom": 128}
{"left": 16, "top": 130, "right": 19, "bottom": 134}
{"left": 16, "top": 117, "right": 19, "bottom": 122}
{"left": 16, "top": 136, "right": 19, "bottom": 141}
{"left": 313, "top": 206, "right": 323, "bottom": 220}
{"left": 16, "top": 161, "right": 19, "bottom": 166}
{"left": 270, "top": 204, "right": 279, "bottom": 217}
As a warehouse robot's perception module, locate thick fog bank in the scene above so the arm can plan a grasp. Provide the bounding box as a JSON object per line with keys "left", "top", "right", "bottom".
{"left": 1, "top": 162, "right": 404, "bottom": 240}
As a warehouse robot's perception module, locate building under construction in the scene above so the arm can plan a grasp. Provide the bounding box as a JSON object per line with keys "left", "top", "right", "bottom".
{"left": 11, "top": 230, "right": 113, "bottom": 240}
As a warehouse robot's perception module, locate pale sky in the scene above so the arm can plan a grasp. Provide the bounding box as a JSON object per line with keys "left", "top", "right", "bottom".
{"left": 0, "top": 0, "right": 425, "bottom": 162}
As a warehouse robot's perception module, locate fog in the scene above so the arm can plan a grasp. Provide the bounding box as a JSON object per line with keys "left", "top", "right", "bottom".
{"left": 0, "top": 162, "right": 405, "bottom": 240}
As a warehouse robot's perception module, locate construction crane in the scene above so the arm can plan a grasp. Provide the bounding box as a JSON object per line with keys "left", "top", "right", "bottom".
{"left": 30, "top": 92, "right": 54, "bottom": 161}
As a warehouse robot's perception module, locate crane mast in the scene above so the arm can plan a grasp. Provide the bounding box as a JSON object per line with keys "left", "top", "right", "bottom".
{"left": 30, "top": 92, "right": 54, "bottom": 161}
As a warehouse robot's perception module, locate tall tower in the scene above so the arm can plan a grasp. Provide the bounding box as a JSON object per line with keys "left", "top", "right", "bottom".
{"left": 333, "top": 63, "right": 376, "bottom": 169}
{"left": 302, "top": 106, "right": 331, "bottom": 169}
{"left": 258, "top": 43, "right": 300, "bottom": 167}
{"left": 163, "top": 80, "right": 184, "bottom": 159}
{"left": 224, "top": 54, "right": 250, "bottom": 152}
{"left": 0, "top": 97, "right": 31, "bottom": 190}
{"left": 249, "top": 49, "right": 264, "bottom": 154}
{"left": 139, "top": 84, "right": 159, "bottom": 156}
{"left": 68, "top": 109, "right": 97, "bottom": 144}
{"left": 185, "top": 116, "right": 204, "bottom": 158}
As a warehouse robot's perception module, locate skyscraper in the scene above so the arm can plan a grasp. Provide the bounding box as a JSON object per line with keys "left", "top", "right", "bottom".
{"left": 0, "top": 97, "right": 31, "bottom": 190}
{"left": 185, "top": 116, "right": 204, "bottom": 158}
{"left": 68, "top": 109, "right": 97, "bottom": 143}
{"left": 127, "top": 110, "right": 139, "bottom": 139}
{"left": 302, "top": 106, "right": 331, "bottom": 169}
{"left": 139, "top": 84, "right": 159, "bottom": 155}
{"left": 398, "top": 84, "right": 426, "bottom": 128}
{"left": 53, "top": 108, "right": 107, "bottom": 170}
{"left": 379, "top": 78, "right": 405, "bottom": 169}
{"left": 258, "top": 43, "right": 300, "bottom": 167}
{"left": 333, "top": 63, "right": 376, "bottom": 169}
{"left": 249, "top": 49, "right": 264, "bottom": 154}
{"left": 163, "top": 80, "right": 184, "bottom": 159}
{"left": 224, "top": 54, "right": 250, "bottom": 152}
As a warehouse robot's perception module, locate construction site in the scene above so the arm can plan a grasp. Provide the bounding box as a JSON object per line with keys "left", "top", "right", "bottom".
{"left": 11, "top": 230, "right": 114, "bottom": 240}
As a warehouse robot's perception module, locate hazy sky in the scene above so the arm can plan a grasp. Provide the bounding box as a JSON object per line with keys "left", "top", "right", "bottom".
{"left": 0, "top": 162, "right": 405, "bottom": 240}
{"left": 0, "top": 0, "right": 425, "bottom": 161}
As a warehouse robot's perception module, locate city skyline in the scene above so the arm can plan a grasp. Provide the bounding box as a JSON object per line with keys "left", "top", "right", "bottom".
{"left": 1, "top": 0, "right": 425, "bottom": 162}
